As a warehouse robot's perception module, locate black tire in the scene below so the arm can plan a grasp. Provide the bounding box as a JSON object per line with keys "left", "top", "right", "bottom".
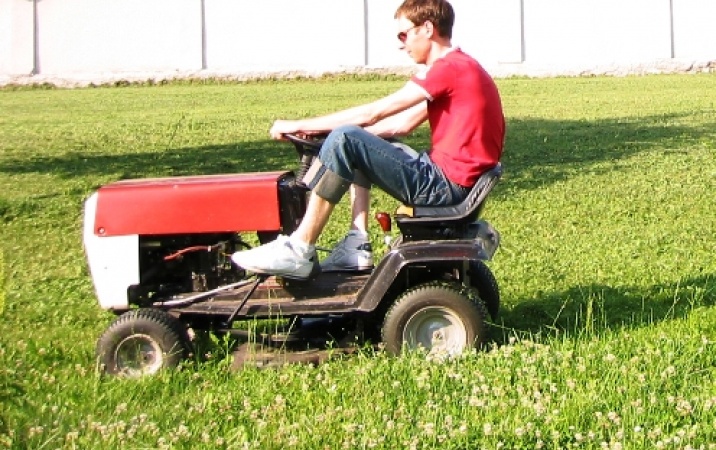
{"left": 382, "top": 282, "right": 488, "bottom": 356}
{"left": 468, "top": 260, "right": 500, "bottom": 319}
{"left": 96, "top": 309, "right": 191, "bottom": 378}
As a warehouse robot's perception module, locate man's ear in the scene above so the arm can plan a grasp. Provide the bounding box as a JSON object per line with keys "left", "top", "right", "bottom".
{"left": 423, "top": 20, "right": 435, "bottom": 38}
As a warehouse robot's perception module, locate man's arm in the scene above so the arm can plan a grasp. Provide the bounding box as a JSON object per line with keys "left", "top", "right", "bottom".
{"left": 269, "top": 82, "right": 427, "bottom": 139}
{"left": 364, "top": 102, "right": 428, "bottom": 138}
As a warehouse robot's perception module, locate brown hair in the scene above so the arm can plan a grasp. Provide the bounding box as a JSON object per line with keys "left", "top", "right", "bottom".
{"left": 395, "top": 0, "right": 455, "bottom": 39}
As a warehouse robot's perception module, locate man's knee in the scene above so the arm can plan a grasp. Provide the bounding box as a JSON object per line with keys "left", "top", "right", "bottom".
{"left": 320, "top": 125, "right": 363, "bottom": 163}
{"left": 329, "top": 124, "right": 364, "bottom": 139}
{"left": 314, "top": 125, "right": 372, "bottom": 191}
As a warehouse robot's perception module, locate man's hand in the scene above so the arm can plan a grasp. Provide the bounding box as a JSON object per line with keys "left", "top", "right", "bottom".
{"left": 269, "top": 120, "right": 303, "bottom": 140}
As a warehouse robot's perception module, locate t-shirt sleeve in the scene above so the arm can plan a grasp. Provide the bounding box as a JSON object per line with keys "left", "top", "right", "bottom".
{"left": 410, "top": 59, "right": 453, "bottom": 101}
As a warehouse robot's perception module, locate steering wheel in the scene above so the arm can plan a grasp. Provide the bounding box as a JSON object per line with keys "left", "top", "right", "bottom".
{"left": 283, "top": 133, "right": 326, "bottom": 153}
{"left": 283, "top": 133, "right": 327, "bottom": 186}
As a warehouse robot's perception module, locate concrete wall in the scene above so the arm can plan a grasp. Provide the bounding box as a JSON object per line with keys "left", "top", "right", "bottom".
{"left": 524, "top": 0, "right": 673, "bottom": 65}
{"left": 205, "top": 0, "right": 367, "bottom": 71}
{"left": 38, "top": 0, "right": 201, "bottom": 74}
{"left": 1, "top": 0, "right": 714, "bottom": 84}
{"left": 673, "top": 0, "right": 716, "bottom": 60}
{"left": 0, "top": 0, "right": 34, "bottom": 75}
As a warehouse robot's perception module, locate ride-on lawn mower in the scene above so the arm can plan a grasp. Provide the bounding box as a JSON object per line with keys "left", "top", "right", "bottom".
{"left": 83, "top": 134, "right": 502, "bottom": 377}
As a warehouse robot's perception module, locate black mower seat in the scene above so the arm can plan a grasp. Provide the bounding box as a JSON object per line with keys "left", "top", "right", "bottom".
{"left": 396, "top": 163, "right": 502, "bottom": 226}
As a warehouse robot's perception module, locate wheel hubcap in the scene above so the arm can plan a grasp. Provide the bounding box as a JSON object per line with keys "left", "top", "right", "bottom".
{"left": 114, "top": 334, "right": 163, "bottom": 377}
{"left": 402, "top": 306, "right": 467, "bottom": 356}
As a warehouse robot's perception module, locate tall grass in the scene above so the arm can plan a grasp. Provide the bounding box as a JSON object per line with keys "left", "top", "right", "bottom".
{"left": 0, "top": 74, "right": 715, "bottom": 449}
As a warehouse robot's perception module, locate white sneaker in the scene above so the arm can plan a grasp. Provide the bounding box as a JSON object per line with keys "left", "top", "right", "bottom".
{"left": 231, "top": 235, "right": 319, "bottom": 280}
{"left": 320, "top": 231, "right": 374, "bottom": 272}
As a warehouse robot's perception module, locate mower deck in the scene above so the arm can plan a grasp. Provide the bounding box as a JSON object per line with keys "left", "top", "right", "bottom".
{"left": 232, "top": 342, "right": 365, "bottom": 369}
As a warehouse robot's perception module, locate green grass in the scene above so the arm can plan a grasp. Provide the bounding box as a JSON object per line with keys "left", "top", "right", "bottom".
{"left": 1, "top": 74, "right": 715, "bottom": 449}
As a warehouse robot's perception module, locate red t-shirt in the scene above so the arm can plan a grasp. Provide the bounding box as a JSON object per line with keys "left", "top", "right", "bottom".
{"left": 410, "top": 48, "right": 505, "bottom": 187}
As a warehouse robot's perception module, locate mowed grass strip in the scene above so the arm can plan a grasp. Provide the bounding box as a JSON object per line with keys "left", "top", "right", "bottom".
{"left": 0, "top": 74, "right": 714, "bottom": 449}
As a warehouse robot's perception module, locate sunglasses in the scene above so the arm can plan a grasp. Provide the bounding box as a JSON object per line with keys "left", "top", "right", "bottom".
{"left": 397, "top": 24, "right": 421, "bottom": 43}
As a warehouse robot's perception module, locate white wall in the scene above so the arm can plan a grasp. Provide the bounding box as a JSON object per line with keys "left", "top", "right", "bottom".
{"left": 0, "top": 0, "right": 34, "bottom": 75}
{"left": 364, "top": 0, "right": 406, "bottom": 67}
{"left": 1, "top": 0, "right": 714, "bottom": 84}
{"left": 524, "top": 0, "right": 672, "bottom": 66}
{"left": 34, "top": 0, "right": 202, "bottom": 75}
{"left": 673, "top": 0, "right": 716, "bottom": 60}
{"left": 450, "top": 0, "right": 524, "bottom": 66}
{"left": 205, "top": 0, "right": 366, "bottom": 71}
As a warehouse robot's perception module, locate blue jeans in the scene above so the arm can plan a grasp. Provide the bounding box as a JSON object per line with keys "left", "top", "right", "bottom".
{"left": 303, "top": 125, "right": 470, "bottom": 206}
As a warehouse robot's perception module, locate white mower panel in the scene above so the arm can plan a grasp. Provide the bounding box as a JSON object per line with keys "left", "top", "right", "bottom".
{"left": 83, "top": 192, "right": 139, "bottom": 311}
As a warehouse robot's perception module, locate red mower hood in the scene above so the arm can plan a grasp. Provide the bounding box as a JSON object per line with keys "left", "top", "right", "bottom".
{"left": 91, "top": 171, "right": 290, "bottom": 236}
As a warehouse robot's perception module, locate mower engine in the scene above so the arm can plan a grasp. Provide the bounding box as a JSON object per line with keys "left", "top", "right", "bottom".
{"left": 129, "top": 233, "right": 246, "bottom": 306}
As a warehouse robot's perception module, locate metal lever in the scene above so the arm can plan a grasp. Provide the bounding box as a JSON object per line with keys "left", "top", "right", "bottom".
{"left": 225, "top": 274, "right": 268, "bottom": 327}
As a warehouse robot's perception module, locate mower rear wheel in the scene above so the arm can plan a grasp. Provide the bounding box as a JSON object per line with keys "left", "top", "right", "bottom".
{"left": 382, "top": 282, "right": 488, "bottom": 357}
{"left": 96, "top": 308, "right": 191, "bottom": 378}
{"left": 468, "top": 260, "right": 500, "bottom": 319}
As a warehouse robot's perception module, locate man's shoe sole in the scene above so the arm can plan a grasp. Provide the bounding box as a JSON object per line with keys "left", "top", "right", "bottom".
{"left": 280, "top": 263, "right": 322, "bottom": 281}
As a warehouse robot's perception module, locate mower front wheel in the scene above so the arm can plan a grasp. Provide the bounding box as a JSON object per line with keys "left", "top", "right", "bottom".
{"left": 382, "top": 282, "right": 488, "bottom": 357}
{"left": 96, "top": 308, "right": 191, "bottom": 378}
